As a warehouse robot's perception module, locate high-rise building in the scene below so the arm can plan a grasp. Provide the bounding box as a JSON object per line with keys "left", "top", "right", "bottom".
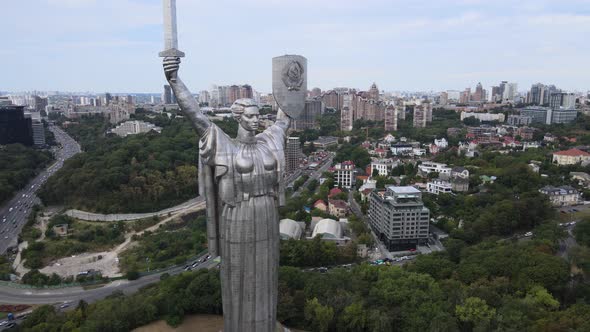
{"left": 529, "top": 83, "right": 545, "bottom": 105}
{"left": 31, "top": 119, "right": 46, "bottom": 146}
{"left": 368, "top": 186, "right": 430, "bottom": 250}
{"left": 520, "top": 106, "right": 577, "bottom": 125}
{"left": 550, "top": 92, "right": 576, "bottom": 110}
{"left": 104, "top": 93, "right": 113, "bottom": 106}
{"left": 341, "top": 106, "right": 353, "bottom": 132}
{"left": 413, "top": 102, "right": 430, "bottom": 128}
{"left": 32, "top": 95, "right": 48, "bottom": 113}
{"left": 502, "top": 83, "right": 518, "bottom": 102}
{"left": 210, "top": 85, "right": 219, "bottom": 106}
{"left": 310, "top": 87, "right": 322, "bottom": 98}
{"left": 322, "top": 90, "right": 341, "bottom": 110}
{"left": 544, "top": 85, "right": 558, "bottom": 105}
{"left": 384, "top": 104, "right": 398, "bottom": 131}
{"left": 285, "top": 137, "right": 302, "bottom": 174}
{"left": 239, "top": 85, "right": 253, "bottom": 100}
{"left": 218, "top": 86, "right": 229, "bottom": 106}
{"left": 439, "top": 92, "right": 448, "bottom": 105}
{"left": 520, "top": 106, "right": 551, "bottom": 124}
{"left": 163, "top": 85, "right": 173, "bottom": 104}
{"left": 551, "top": 109, "right": 577, "bottom": 124}
{"left": 294, "top": 98, "right": 324, "bottom": 130}
{"left": 228, "top": 85, "right": 240, "bottom": 105}
{"left": 472, "top": 83, "right": 484, "bottom": 102}
{"left": 198, "top": 90, "right": 210, "bottom": 104}
{"left": 0, "top": 105, "right": 33, "bottom": 146}
{"left": 424, "top": 101, "right": 433, "bottom": 123}
{"left": 491, "top": 86, "right": 501, "bottom": 102}
{"left": 368, "top": 83, "right": 379, "bottom": 100}
{"left": 459, "top": 88, "right": 471, "bottom": 104}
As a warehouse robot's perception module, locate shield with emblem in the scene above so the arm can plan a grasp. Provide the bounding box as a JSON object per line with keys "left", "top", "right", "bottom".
{"left": 272, "top": 55, "right": 307, "bottom": 119}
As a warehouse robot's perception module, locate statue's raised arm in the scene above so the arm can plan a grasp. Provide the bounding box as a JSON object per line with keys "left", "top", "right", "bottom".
{"left": 163, "top": 57, "right": 211, "bottom": 135}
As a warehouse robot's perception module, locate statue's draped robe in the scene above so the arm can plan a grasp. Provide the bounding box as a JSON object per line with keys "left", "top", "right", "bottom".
{"left": 198, "top": 123, "right": 286, "bottom": 332}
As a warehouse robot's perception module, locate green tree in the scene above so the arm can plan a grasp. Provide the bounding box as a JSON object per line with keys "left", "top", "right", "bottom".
{"left": 338, "top": 301, "right": 367, "bottom": 332}
{"left": 304, "top": 298, "right": 334, "bottom": 332}
{"left": 574, "top": 219, "right": 590, "bottom": 247}
{"left": 455, "top": 297, "right": 496, "bottom": 329}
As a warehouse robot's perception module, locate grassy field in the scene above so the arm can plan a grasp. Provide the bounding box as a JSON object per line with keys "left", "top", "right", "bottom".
{"left": 119, "top": 213, "right": 207, "bottom": 272}
{"left": 22, "top": 217, "right": 126, "bottom": 269}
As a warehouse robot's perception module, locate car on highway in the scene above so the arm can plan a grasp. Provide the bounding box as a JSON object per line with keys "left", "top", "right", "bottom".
{"left": 59, "top": 302, "right": 71, "bottom": 309}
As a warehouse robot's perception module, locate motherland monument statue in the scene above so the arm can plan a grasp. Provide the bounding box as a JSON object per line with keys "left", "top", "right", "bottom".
{"left": 159, "top": 1, "right": 306, "bottom": 331}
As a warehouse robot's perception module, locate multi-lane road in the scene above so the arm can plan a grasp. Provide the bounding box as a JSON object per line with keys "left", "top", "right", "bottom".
{"left": 0, "top": 256, "right": 217, "bottom": 330}
{"left": 0, "top": 125, "right": 81, "bottom": 255}
{"left": 290, "top": 154, "right": 334, "bottom": 198}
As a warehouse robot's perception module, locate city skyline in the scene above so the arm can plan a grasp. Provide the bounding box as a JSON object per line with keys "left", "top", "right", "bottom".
{"left": 2, "top": 0, "right": 589, "bottom": 93}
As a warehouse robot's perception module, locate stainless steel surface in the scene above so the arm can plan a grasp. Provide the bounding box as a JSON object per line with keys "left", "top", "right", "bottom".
{"left": 162, "top": 39, "right": 306, "bottom": 330}
{"left": 272, "top": 55, "right": 307, "bottom": 120}
{"left": 159, "top": 0, "right": 185, "bottom": 58}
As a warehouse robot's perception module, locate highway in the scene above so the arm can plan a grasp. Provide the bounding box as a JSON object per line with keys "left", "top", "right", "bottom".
{"left": 0, "top": 125, "right": 81, "bottom": 255}
{"left": 291, "top": 154, "right": 333, "bottom": 198}
{"left": 0, "top": 255, "right": 217, "bottom": 330}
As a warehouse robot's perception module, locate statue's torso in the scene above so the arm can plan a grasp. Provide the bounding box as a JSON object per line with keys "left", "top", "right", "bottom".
{"left": 232, "top": 140, "right": 279, "bottom": 201}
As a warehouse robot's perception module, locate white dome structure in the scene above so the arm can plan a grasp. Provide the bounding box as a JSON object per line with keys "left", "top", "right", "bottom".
{"left": 279, "top": 219, "right": 303, "bottom": 240}
{"left": 312, "top": 219, "right": 343, "bottom": 239}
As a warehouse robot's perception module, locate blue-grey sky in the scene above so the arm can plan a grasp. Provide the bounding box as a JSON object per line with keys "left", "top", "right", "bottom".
{"left": 2, "top": 0, "right": 589, "bottom": 94}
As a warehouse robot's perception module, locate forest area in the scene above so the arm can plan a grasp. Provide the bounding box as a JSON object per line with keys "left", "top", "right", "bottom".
{"left": 38, "top": 114, "right": 199, "bottom": 213}
{"left": 0, "top": 144, "right": 53, "bottom": 206}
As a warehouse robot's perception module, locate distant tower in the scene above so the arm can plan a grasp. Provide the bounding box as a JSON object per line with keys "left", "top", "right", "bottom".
{"left": 384, "top": 104, "right": 398, "bottom": 131}
{"left": 198, "top": 90, "right": 210, "bottom": 104}
{"left": 440, "top": 92, "right": 449, "bottom": 105}
{"left": 31, "top": 119, "right": 46, "bottom": 146}
{"left": 473, "top": 82, "right": 484, "bottom": 102}
{"left": 369, "top": 83, "right": 379, "bottom": 101}
{"left": 413, "top": 103, "right": 427, "bottom": 128}
{"left": 163, "top": 85, "right": 172, "bottom": 104}
{"left": 310, "top": 87, "right": 322, "bottom": 98}
{"left": 285, "top": 137, "right": 302, "bottom": 174}
{"left": 105, "top": 93, "right": 113, "bottom": 106}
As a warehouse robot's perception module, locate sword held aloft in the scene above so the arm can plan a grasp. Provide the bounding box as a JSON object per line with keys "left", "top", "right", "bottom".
{"left": 159, "top": 0, "right": 185, "bottom": 58}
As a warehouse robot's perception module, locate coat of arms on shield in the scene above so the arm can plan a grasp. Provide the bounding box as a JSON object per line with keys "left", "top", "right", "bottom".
{"left": 273, "top": 55, "right": 307, "bottom": 119}
{"left": 282, "top": 61, "right": 304, "bottom": 91}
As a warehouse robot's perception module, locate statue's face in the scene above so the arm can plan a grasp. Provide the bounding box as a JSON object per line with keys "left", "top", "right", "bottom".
{"left": 240, "top": 107, "right": 260, "bottom": 132}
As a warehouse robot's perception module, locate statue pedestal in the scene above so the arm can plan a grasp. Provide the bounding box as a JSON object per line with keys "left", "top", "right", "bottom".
{"left": 134, "top": 315, "right": 295, "bottom": 332}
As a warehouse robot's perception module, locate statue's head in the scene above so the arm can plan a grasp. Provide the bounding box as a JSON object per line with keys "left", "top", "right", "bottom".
{"left": 231, "top": 98, "right": 260, "bottom": 132}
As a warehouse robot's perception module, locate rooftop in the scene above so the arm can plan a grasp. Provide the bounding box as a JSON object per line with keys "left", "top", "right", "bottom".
{"left": 553, "top": 148, "right": 590, "bottom": 157}
{"left": 387, "top": 186, "right": 420, "bottom": 194}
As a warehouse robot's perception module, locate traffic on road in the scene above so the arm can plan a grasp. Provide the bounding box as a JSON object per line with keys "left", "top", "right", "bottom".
{"left": 0, "top": 253, "right": 216, "bottom": 331}
{"left": 0, "top": 125, "right": 81, "bottom": 255}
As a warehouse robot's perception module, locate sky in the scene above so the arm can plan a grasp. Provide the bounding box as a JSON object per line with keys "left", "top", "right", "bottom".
{"left": 2, "top": 0, "right": 590, "bottom": 94}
